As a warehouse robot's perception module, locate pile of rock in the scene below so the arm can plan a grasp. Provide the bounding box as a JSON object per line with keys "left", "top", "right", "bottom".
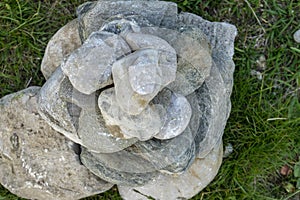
{"left": 0, "top": 1, "right": 237, "bottom": 199}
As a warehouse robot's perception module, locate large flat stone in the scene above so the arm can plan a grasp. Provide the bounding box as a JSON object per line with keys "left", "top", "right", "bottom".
{"left": 0, "top": 87, "right": 113, "bottom": 200}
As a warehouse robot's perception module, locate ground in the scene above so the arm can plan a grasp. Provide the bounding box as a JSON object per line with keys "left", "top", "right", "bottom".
{"left": 0, "top": 0, "right": 299, "bottom": 199}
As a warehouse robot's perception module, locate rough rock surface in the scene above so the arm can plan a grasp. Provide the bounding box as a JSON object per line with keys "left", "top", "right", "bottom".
{"left": 76, "top": 1, "right": 178, "bottom": 41}
{"left": 41, "top": 19, "right": 81, "bottom": 79}
{"left": 0, "top": 87, "right": 113, "bottom": 200}
{"left": 61, "top": 31, "right": 131, "bottom": 94}
{"left": 98, "top": 88, "right": 163, "bottom": 141}
{"left": 118, "top": 142, "right": 223, "bottom": 200}
{"left": 80, "top": 147, "right": 158, "bottom": 186}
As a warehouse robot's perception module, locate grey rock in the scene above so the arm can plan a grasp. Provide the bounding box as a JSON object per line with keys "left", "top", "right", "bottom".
{"left": 98, "top": 88, "right": 163, "bottom": 141}
{"left": 192, "top": 62, "right": 228, "bottom": 158}
{"left": 80, "top": 147, "right": 158, "bottom": 186}
{"left": 140, "top": 27, "right": 212, "bottom": 96}
{"left": 77, "top": 1, "right": 178, "bottom": 41}
{"left": 38, "top": 67, "right": 81, "bottom": 144}
{"left": 61, "top": 31, "right": 131, "bottom": 95}
{"left": 0, "top": 87, "right": 113, "bottom": 200}
{"left": 118, "top": 142, "right": 223, "bottom": 200}
{"left": 133, "top": 127, "right": 196, "bottom": 174}
{"left": 178, "top": 12, "right": 237, "bottom": 95}
{"left": 112, "top": 49, "right": 173, "bottom": 115}
{"left": 78, "top": 108, "right": 138, "bottom": 153}
{"left": 39, "top": 67, "right": 136, "bottom": 153}
{"left": 41, "top": 19, "right": 81, "bottom": 80}
{"left": 152, "top": 89, "right": 192, "bottom": 140}
{"left": 294, "top": 29, "right": 300, "bottom": 43}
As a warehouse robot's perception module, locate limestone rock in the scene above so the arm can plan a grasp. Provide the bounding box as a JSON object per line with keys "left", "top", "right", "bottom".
{"left": 80, "top": 147, "right": 158, "bottom": 186}
{"left": 133, "top": 127, "right": 196, "bottom": 174}
{"left": 118, "top": 142, "right": 223, "bottom": 200}
{"left": 0, "top": 87, "right": 113, "bottom": 200}
{"left": 41, "top": 19, "right": 81, "bottom": 79}
{"left": 38, "top": 67, "right": 81, "bottom": 144}
{"left": 78, "top": 108, "right": 138, "bottom": 153}
{"left": 76, "top": 1, "right": 178, "bottom": 41}
{"left": 98, "top": 88, "right": 163, "bottom": 141}
{"left": 112, "top": 48, "right": 175, "bottom": 115}
{"left": 61, "top": 31, "right": 131, "bottom": 94}
{"left": 152, "top": 89, "right": 192, "bottom": 140}
{"left": 140, "top": 27, "right": 212, "bottom": 96}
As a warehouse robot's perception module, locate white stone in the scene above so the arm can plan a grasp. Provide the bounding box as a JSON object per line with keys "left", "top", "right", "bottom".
{"left": 61, "top": 31, "right": 131, "bottom": 94}
{"left": 98, "top": 88, "right": 163, "bottom": 141}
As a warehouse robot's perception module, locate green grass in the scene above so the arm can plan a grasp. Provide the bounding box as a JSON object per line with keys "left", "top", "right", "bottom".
{"left": 0, "top": 0, "right": 299, "bottom": 199}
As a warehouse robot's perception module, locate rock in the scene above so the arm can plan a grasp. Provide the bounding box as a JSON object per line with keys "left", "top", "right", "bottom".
{"left": 80, "top": 147, "right": 158, "bottom": 186}
{"left": 78, "top": 108, "right": 138, "bottom": 153}
{"left": 118, "top": 142, "right": 223, "bottom": 200}
{"left": 98, "top": 88, "right": 163, "bottom": 141}
{"left": 61, "top": 31, "right": 131, "bottom": 95}
{"left": 38, "top": 67, "right": 81, "bottom": 144}
{"left": 152, "top": 89, "right": 192, "bottom": 140}
{"left": 0, "top": 87, "right": 113, "bottom": 200}
{"left": 41, "top": 19, "right": 81, "bottom": 80}
{"left": 192, "top": 62, "right": 228, "bottom": 158}
{"left": 77, "top": 0, "right": 178, "bottom": 41}
{"left": 294, "top": 29, "right": 300, "bottom": 43}
{"left": 140, "top": 27, "right": 212, "bottom": 96}
{"left": 178, "top": 12, "right": 237, "bottom": 94}
{"left": 39, "top": 67, "right": 136, "bottom": 153}
{"left": 112, "top": 48, "right": 175, "bottom": 115}
{"left": 133, "top": 127, "right": 196, "bottom": 174}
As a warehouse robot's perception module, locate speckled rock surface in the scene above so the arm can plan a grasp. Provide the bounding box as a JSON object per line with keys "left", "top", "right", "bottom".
{"left": 0, "top": 87, "right": 113, "bottom": 200}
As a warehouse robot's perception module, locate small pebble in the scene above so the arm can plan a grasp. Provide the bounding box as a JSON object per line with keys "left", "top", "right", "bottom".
{"left": 294, "top": 29, "right": 300, "bottom": 43}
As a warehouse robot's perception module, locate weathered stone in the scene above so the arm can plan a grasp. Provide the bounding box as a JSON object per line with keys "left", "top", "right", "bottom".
{"left": 41, "top": 19, "right": 81, "bottom": 80}
{"left": 133, "top": 127, "right": 196, "bottom": 174}
{"left": 112, "top": 48, "right": 175, "bottom": 115}
{"left": 0, "top": 87, "right": 113, "bottom": 200}
{"left": 192, "top": 63, "right": 227, "bottom": 158}
{"left": 140, "top": 27, "right": 212, "bottom": 96}
{"left": 178, "top": 12, "right": 237, "bottom": 95}
{"left": 98, "top": 88, "right": 163, "bottom": 141}
{"left": 118, "top": 142, "right": 223, "bottom": 200}
{"left": 78, "top": 108, "right": 138, "bottom": 153}
{"left": 38, "top": 67, "right": 81, "bottom": 144}
{"left": 77, "top": 1, "right": 178, "bottom": 41}
{"left": 80, "top": 147, "right": 158, "bottom": 186}
{"left": 152, "top": 89, "right": 192, "bottom": 140}
{"left": 61, "top": 31, "right": 131, "bottom": 95}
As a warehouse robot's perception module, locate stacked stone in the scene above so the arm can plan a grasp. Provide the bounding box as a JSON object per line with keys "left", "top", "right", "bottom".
{"left": 0, "top": 1, "right": 237, "bottom": 200}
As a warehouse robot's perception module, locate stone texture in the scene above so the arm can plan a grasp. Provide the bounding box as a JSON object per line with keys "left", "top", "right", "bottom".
{"left": 41, "top": 19, "right": 81, "bottom": 79}
{"left": 78, "top": 108, "right": 138, "bottom": 153}
{"left": 76, "top": 1, "right": 178, "bottom": 41}
{"left": 80, "top": 147, "right": 158, "bottom": 186}
{"left": 118, "top": 141, "right": 223, "bottom": 200}
{"left": 39, "top": 67, "right": 136, "bottom": 153}
{"left": 98, "top": 88, "right": 163, "bottom": 141}
{"left": 140, "top": 27, "right": 212, "bottom": 96}
{"left": 61, "top": 31, "right": 131, "bottom": 94}
{"left": 152, "top": 89, "right": 192, "bottom": 140}
{"left": 0, "top": 87, "right": 113, "bottom": 200}
{"left": 132, "top": 126, "right": 196, "bottom": 174}
{"left": 38, "top": 67, "right": 81, "bottom": 144}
